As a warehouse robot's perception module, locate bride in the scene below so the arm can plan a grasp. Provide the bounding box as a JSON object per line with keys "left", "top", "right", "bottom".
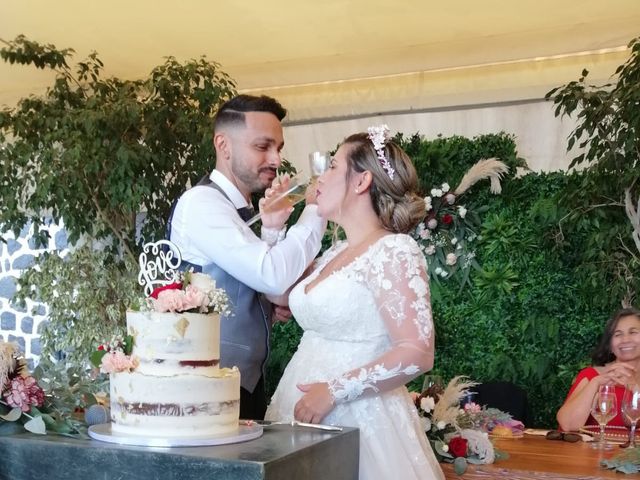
{"left": 265, "top": 126, "right": 444, "bottom": 480}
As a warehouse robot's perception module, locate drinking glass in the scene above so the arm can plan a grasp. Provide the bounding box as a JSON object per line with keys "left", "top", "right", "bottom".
{"left": 622, "top": 383, "right": 640, "bottom": 448}
{"left": 590, "top": 384, "right": 618, "bottom": 449}
{"left": 309, "top": 151, "right": 331, "bottom": 178}
{"left": 246, "top": 175, "right": 309, "bottom": 226}
{"left": 246, "top": 152, "right": 331, "bottom": 227}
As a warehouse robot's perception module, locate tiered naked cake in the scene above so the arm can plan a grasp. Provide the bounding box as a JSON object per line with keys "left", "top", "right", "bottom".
{"left": 110, "top": 311, "right": 240, "bottom": 438}
{"left": 99, "top": 240, "right": 240, "bottom": 439}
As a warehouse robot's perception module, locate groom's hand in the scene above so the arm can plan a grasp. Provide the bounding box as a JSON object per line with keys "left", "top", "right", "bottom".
{"left": 294, "top": 382, "right": 334, "bottom": 424}
{"left": 272, "top": 305, "right": 292, "bottom": 324}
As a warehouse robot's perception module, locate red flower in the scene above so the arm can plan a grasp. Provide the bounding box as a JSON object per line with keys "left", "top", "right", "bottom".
{"left": 442, "top": 214, "right": 453, "bottom": 225}
{"left": 97, "top": 345, "right": 105, "bottom": 351}
{"left": 448, "top": 436, "right": 468, "bottom": 458}
{"left": 150, "top": 282, "right": 182, "bottom": 299}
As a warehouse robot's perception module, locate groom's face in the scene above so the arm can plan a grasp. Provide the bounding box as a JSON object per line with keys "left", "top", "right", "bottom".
{"left": 226, "top": 112, "right": 284, "bottom": 194}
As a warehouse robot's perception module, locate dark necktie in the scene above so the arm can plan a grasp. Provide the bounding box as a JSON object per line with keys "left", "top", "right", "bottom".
{"left": 237, "top": 205, "right": 255, "bottom": 222}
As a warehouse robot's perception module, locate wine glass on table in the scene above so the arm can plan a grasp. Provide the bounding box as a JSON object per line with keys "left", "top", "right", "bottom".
{"left": 621, "top": 383, "right": 640, "bottom": 448}
{"left": 590, "top": 384, "right": 618, "bottom": 449}
{"left": 246, "top": 151, "right": 331, "bottom": 227}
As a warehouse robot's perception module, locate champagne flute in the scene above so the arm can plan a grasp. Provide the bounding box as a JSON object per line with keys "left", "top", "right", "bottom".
{"left": 246, "top": 175, "right": 309, "bottom": 226}
{"left": 590, "top": 384, "right": 618, "bottom": 449}
{"left": 622, "top": 383, "right": 640, "bottom": 448}
{"left": 246, "top": 152, "right": 331, "bottom": 227}
{"left": 309, "top": 151, "right": 331, "bottom": 178}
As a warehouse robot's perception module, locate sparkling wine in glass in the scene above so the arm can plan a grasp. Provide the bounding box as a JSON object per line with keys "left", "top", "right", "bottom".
{"left": 590, "top": 384, "right": 618, "bottom": 450}
{"left": 622, "top": 383, "right": 640, "bottom": 448}
{"left": 246, "top": 175, "right": 310, "bottom": 226}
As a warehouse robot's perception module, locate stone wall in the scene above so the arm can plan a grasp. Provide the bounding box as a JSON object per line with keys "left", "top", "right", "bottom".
{"left": 0, "top": 222, "right": 68, "bottom": 366}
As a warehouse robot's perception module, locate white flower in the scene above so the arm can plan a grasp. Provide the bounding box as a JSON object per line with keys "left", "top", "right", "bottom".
{"left": 434, "top": 189, "right": 443, "bottom": 197}
{"left": 445, "top": 193, "right": 455, "bottom": 205}
{"left": 437, "top": 421, "right": 447, "bottom": 430}
{"left": 439, "top": 270, "right": 448, "bottom": 278}
{"left": 425, "top": 245, "right": 436, "bottom": 255}
{"left": 451, "top": 237, "right": 458, "bottom": 245}
{"left": 188, "top": 272, "right": 216, "bottom": 296}
{"left": 434, "top": 267, "right": 443, "bottom": 275}
{"left": 420, "top": 230, "right": 431, "bottom": 240}
{"left": 446, "top": 253, "right": 457, "bottom": 266}
{"left": 420, "top": 396, "right": 435, "bottom": 413}
{"left": 424, "top": 196, "right": 432, "bottom": 211}
{"left": 442, "top": 444, "right": 449, "bottom": 453}
{"left": 458, "top": 206, "right": 467, "bottom": 218}
{"left": 442, "top": 182, "right": 450, "bottom": 193}
{"left": 427, "top": 218, "right": 438, "bottom": 230}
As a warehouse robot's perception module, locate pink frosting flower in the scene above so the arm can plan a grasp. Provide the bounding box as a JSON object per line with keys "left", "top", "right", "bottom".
{"left": 100, "top": 351, "right": 138, "bottom": 374}
{"left": 5, "top": 376, "right": 44, "bottom": 412}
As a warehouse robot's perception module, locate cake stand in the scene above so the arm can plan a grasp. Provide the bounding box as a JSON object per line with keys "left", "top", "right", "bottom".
{"left": 88, "top": 422, "right": 263, "bottom": 447}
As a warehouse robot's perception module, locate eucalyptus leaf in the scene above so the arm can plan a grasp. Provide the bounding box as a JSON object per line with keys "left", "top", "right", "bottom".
{"left": 24, "top": 416, "right": 46, "bottom": 435}
{"left": 0, "top": 408, "right": 23, "bottom": 422}
{"left": 453, "top": 457, "right": 467, "bottom": 475}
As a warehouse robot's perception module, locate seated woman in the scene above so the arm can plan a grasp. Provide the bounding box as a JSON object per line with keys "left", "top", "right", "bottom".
{"left": 557, "top": 307, "right": 640, "bottom": 431}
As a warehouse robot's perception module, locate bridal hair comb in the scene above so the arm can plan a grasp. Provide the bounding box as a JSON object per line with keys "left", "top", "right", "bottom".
{"left": 367, "top": 124, "right": 394, "bottom": 180}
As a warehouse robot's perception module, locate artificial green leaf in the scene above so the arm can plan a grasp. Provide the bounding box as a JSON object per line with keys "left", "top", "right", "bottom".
{"left": 0, "top": 408, "right": 22, "bottom": 422}
{"left": 453, "top": 457, "right": 467, "bottom": 475}
{"left": 24, "top": 416, "right": 46, "bottom": 435}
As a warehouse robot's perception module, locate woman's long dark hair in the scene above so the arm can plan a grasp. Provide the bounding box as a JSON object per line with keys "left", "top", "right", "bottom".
{"left": 591, "top": 307, "right": 640, "bottom": 365}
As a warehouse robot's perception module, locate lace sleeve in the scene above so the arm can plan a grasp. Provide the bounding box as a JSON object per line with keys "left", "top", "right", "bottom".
{"left": 328, "top": 235, "right": 434, "bottom": 403}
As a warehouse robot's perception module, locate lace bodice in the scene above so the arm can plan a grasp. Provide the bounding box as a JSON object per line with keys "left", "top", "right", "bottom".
{"left": 289, "top": 233, "right": 434, "bottom": 403}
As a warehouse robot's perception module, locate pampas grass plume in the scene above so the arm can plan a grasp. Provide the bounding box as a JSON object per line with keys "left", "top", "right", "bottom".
{"left": 454, "top": 158, "right": 509, "bottom": 196}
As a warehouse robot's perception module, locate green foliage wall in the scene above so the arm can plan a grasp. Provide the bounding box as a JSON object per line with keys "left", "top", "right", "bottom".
{"left": 267, "top": 132, "right": 635, "bottom": 428}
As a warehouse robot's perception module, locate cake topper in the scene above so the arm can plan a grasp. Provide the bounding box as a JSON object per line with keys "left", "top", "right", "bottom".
{"left": 138, "top": 240, "right": 183, "bottom": 296}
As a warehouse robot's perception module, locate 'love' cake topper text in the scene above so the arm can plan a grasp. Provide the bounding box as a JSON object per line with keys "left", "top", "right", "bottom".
{"left": 138, "top": 240, "right": 182, "bottom": 296}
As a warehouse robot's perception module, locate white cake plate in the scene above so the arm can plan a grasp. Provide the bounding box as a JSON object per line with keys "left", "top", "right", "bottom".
{"left": 88, "top": 422, "right": 263, "bottom": 447}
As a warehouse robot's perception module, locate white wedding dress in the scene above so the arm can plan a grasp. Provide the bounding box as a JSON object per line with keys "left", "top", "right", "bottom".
{"left": 266, "top": 234, "right": 444, "bottom": 480}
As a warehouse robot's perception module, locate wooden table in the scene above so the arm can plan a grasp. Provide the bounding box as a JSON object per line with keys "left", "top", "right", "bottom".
{"left": 441, "top": 435, "right": 624, "bottom": 479}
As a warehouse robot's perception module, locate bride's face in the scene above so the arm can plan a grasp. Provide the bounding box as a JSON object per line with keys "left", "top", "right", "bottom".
{"left": 316, "top": 144, "right": 353, "bottom": 221}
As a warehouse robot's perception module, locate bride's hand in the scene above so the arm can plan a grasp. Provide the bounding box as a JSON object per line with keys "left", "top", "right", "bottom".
{"left": 294, "top": 382, "right": 334, "bottom": 424}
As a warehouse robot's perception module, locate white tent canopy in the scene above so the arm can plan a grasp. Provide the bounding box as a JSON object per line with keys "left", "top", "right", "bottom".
{"left": 1, "top": 0, "right": 639, "bottom": 171}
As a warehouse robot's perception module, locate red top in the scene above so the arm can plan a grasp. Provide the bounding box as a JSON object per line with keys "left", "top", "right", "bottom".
{"left": 566, "top": 366, "right": 625, "bottom": 427}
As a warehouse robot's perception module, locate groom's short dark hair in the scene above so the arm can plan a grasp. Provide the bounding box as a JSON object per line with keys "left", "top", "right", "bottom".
{"left": 214, "top": 95, "right": 287, "bottom": 132}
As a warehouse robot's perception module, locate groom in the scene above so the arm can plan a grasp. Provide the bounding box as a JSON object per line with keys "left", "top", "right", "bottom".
{"left": 169, "top": 94, "right": 325, "bottom": 419}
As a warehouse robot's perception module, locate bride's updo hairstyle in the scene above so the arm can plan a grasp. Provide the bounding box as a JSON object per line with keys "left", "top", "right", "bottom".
{"left": 342, "top": 131, "right": 426, "bottom": 234}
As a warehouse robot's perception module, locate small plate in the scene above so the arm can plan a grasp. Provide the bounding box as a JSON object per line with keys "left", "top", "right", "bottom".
{"left": 579, "top": 425, "right": 629, "bottom": 444}
{"left": 88, "top": 422, "right": 262, "bottom": 447}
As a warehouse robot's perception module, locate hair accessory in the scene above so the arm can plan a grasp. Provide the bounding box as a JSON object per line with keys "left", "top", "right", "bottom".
{"left": 367, "top": 124, "right": 394, "bottom": 180}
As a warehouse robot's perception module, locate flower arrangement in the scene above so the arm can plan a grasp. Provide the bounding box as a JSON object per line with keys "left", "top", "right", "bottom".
{"left": 89, "top": 334, "right": 137, "bottom": 375}
{"left": 1, "top": 341, "right": 80, "bottom": 435}
{"left": 139, "top": 270, "right": 231, "bottom": 316}
{"left": 413, "top": 159, "right": 508, "bottom": 287}
{"left": 412, "top": 376, "right": 519, "bottom": 475}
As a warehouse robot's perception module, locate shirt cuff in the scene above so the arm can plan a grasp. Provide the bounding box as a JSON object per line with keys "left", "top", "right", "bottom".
{"left": 261, "top": 226, "right": 286, "bottom": 246}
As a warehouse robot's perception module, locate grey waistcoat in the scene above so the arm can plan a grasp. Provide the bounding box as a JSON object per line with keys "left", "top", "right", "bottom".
{"left": 169, "top": 178, "right": 272, "bottom": 392}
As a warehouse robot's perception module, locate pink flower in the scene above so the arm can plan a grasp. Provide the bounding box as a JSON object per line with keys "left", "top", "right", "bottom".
{"left": 184, "top": 285, "right": 209, "bottom": 312}
{"left": 464, "top": 401, "right": 481, "bottom": 413}
{"left": 100, "top": 351, "right": 139, "bottom": 374}
{"left": 150, "top": 282, "right": 182, "bottom": 299}
{"left": 152, "top": 285, "right": 210, "bottom": 313}
{"left": 4, "top": 376, "right": 44, "bottom": 412}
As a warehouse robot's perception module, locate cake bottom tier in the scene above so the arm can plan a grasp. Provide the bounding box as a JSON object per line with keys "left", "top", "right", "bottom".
{"left": 110, "top": 368, "right": 240, "bottom": 438}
